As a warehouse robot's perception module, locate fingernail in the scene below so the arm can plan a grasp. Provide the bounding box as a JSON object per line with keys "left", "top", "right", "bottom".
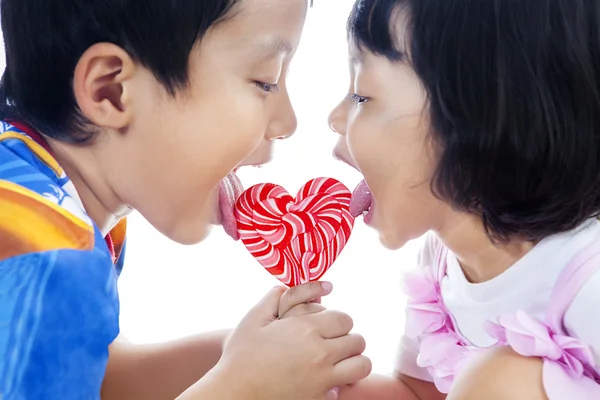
{"left": 321, "top": 281, "right": 333, "bottom": 294}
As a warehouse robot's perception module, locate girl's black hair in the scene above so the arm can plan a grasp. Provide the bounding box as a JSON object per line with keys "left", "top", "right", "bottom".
{"left": 350, "top": 0, "right": 600, "bottom": 242}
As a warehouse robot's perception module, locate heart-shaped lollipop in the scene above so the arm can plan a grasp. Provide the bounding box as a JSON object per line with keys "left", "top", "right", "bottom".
{"left": 235, "top": 177, "right": 354, "bottom": 287}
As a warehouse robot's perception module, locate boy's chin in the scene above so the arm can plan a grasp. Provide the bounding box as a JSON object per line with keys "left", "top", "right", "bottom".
{"left": 160, "top": 221, "right": 214, "bottom": 246}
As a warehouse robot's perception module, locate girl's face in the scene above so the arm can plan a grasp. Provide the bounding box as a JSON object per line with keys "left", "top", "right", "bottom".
{"left": 101, "top": 0, "right": 308, "bottom": 244}
{"left": 329, "top": 40, "right": 450, "bottom": 250}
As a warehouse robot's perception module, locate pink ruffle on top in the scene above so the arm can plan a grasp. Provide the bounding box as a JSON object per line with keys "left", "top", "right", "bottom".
{"left": 403, "top": 242, "right": 600, "bottom": 398}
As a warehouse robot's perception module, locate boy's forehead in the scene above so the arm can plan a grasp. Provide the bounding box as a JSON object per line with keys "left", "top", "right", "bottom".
{"left": 234, "top": 0, "right": 308, "bottom": 26}
{"left": 219, "top": 35, "right": 295, "bottom": 64}
{"left": 217, "top": 0, "right": 307, "bottom": 55}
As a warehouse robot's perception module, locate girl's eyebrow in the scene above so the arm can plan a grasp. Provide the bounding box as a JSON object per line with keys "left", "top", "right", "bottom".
{"left": 257, "top": 37, "right": 294, "bottom": 60}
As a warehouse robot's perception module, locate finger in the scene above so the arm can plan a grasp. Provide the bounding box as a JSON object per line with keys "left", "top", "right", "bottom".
{"left": 278, "top": 281, "right": 333, "bottom": 317}
{"left": 280, "top": 302, "right": 326, "bottom": 319}
{"left": 239, "top": 286, "right": 286, "bottom": 328}
{"left": 325, "top": 334, "right": 367, "bottom": 364}
{"left": 332, "top": 355, "right": 372, "bottom": 386}
{"left": 309, "top": 310, "right": 354, "bottom": 339}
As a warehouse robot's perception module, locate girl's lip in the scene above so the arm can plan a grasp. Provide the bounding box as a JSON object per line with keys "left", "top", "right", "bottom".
{"left": 332, "top": 149, "right": 359, "bottom": 171}
{"left": 363, "top": 202, "right": 375, "bottom": 225}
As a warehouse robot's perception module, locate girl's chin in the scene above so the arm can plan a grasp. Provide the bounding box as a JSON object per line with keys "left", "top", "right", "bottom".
{"left": 373, "top": 220, "right": 412, "bottom": 251}
{"left": 378, "top": 234, "right": 407, "bottom": 251}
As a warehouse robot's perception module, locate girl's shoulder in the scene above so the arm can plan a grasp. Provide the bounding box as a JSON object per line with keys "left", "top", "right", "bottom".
{"left": 417, "top": 232, "right": 445, "bottom": 269}
{"left": 564, "top": 265, "right": 600, "bottom": 366}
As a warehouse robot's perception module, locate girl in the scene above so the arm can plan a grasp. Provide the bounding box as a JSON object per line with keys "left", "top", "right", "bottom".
{"left": 0, "top": 0, "right": 369, "bottom": 399}
{"left": 330, "top": 0, "right": 600, "bottom": 399}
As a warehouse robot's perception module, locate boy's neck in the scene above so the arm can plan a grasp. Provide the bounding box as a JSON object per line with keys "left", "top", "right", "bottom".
{"left": 436, "top": 213, "right": 535, "bottom": 283}
{"left": 50, "top": 138, "right": 131, "bottom": 236}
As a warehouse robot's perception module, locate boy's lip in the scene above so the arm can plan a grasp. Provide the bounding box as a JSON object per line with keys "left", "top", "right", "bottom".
{"left": 238, "top": 143, "right": 274, "bottom": 170}
{"left": 218, "top": 156, "right": 273, "bottom": 240}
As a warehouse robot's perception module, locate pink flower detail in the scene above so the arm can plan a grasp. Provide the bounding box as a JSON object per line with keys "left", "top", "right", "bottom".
{"left": 417, "top": 331, "right": 466, "bottom": 392}
{"left": 404, "top": 267, "right": 446, "bottom": 338}
{"left": 486, "top": 311, "right": 596, "bottom": 379}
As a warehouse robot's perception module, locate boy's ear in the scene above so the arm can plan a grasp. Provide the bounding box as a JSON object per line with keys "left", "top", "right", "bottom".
{"left": 73, "top": 43, "right": 135, "bottom": 131}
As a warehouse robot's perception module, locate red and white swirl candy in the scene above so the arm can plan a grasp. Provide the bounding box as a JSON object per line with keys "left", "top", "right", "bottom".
{"left": 235, "top": 178, "right": 354, "bottom": 287}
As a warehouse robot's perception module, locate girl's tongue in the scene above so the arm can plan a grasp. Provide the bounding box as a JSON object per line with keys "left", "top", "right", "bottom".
{"left": 219, "top": 171, "right": 244, "bottom": 240}
{"left": 350, "top": 179, "right": 373, "bottom": 217}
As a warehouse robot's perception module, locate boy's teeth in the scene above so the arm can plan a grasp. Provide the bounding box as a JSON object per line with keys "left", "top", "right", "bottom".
{"left": 362, "top": 211, "right": 368, "bottom": 217}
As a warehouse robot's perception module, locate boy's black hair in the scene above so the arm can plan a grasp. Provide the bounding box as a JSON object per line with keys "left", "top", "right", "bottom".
{"left": 349, "top": 0, "right": 600, "bottom": 242}
{"left": 0, "top": 0, "right": 240, "bottom": 142}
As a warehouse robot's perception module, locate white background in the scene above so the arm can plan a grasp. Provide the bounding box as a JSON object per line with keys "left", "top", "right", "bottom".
{"left": 1, "top": 0, "right": 423, "bottom": 374}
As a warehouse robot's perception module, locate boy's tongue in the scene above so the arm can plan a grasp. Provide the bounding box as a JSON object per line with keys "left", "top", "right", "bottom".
{"left": 219, "top": 172, "right": 244, "bottom": 240}
{"left": 349, "top": 179, "right": 372, "bottom": 217}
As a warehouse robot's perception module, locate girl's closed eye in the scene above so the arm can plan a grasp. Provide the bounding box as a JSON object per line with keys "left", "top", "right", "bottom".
{"left": 255, "top": 81, "right": 280, "bottom": 94}
{"left": 349, "top": 93, "right": 369, "bottom": 106}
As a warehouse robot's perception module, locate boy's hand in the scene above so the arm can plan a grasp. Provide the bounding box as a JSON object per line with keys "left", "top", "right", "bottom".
{"left": 278, "top": 281, "right": 331, "bottom": 318}
{"left": 216, "top": 285, "right": 371, "bottom": 400}
{"left": 279, "top": 282, "right": 350, "bottom": 399}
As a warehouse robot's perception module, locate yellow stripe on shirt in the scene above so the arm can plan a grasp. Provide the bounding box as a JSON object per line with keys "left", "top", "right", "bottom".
{"left": 0, "top": 180, "right": 94, "bottom": 262}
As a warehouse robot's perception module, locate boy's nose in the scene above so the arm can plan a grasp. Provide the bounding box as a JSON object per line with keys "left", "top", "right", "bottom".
{"left": 328, "top": 101, "right": 346, "bottom": 136}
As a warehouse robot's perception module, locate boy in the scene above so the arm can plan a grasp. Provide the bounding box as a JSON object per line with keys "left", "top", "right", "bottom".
{"left": 0, "top": 0, "right": 370, "bottom": 399}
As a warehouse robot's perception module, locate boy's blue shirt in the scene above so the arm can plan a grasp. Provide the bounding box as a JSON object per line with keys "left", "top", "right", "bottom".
{"left": 0, "top": 122, "right": 124, "bottom": 399}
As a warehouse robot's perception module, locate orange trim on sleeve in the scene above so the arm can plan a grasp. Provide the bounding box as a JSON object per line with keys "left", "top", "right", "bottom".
{"left": 0, "top": 180, "right": 94, "bottom": 262}
{"left": 109, "top": 218, "right": 127, "bottom": 261}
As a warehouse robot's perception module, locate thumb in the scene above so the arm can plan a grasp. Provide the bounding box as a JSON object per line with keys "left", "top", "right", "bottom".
{"left": 278, "top": 281, "right": 333, "bottom": 318}
{"left": 327, "top": 388, "right": 340, "bottom": 400}
{"left": 238, "top": 285, "right": 287, "bottom": 329}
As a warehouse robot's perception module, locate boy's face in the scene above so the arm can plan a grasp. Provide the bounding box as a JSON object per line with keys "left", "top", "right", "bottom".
{"left": 103, "top": 0, "right": 308, "bottom": 244}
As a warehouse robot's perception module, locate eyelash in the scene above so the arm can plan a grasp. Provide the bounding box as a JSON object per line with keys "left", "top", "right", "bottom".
{"left": 255, "top": 81, "right": 280, "bottom": 94}
{"left": 350, "top": 93, "right": 369, "bottom": 105}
